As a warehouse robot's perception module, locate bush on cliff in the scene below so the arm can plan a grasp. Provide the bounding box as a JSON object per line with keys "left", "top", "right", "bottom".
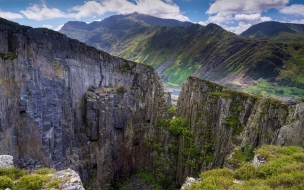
{"left": 186, "top": 145, "right": 304, "bottom": 190}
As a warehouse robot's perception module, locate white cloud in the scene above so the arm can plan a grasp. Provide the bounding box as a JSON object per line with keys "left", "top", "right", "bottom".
{"left": 42, "top": 24, "right": 53, "bottom": 29}
{"left": 207, "top": 12, "right": 234, "bottom": 24}
{"left": 201, "top": 0, "right": 283, "bottom": 34}
{"left": 54, "top": 24, "right": 64, "bottom": 31}
{"left": 207, "top": 0, "right": 289, "bottom": 14}
{"left": 20, "top": 4, "right": 74, "bottom": 21}
{"left": 223, "top": 22, "right": 252, "bottom": 34}
{"left": 0, "top": 10, "right": 23, "bottom": 19}
{"left": 280, "top": 4, "right": 304, "bottom": 16}
{"left": 198, "top": 21, "right": 206, "bottom": 26}
{"left": 288, "top": 19, "right": 304, "bottom": 24}
{"left": 72, "top": 0, "right": 189, "bottom": 21}
{"left": 235, "top": 13, "right": 272, "bottom": 23}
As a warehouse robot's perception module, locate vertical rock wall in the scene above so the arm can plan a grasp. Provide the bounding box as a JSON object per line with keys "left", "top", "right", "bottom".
{"left": 0, "top": 20, "right": 167, "bottom": 188}
{"left": 174, "top": 76, "right": 303, "bottom": 185}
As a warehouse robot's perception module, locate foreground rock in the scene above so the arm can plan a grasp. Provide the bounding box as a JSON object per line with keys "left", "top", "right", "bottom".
{"left": 48, "top": 169, "right": 85, "bottom": 190}
{"left": 0, "top": 155, "right": 13, "bottom": 168}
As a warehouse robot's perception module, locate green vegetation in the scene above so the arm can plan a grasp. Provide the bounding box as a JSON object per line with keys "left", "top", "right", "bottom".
{"left": 0, "top": 167, "right": 65, "bottom": 190}
{"left": 45, "top": 178, "right": 62, "bottom": 189}
{"left": 0, "top": 176, "right": 13, "bottom": 190}
{"left": 167, "top": 105, "right": 177, "bottom": 115}
{"left": 14, "top": 175, "right": 49, "bottom": 190}
{"left": 0, "top": 53, "right": 18, "bottom": 60}
{"left": 228, "top": 145, "right": 254, "bottom": 167}
{"left": 0, "top": 167, "right": 27, "bottom": 180}
{"left": 116, "top": 86, "right": 127, "bottom": 94}
{"left": 33, "top": 168, "right": 55, "bottom": 175}
{"left": 244, "top": 80, "right": 304, "bottom": 98}
{"left": 186, "top": 145, "right": 304, "bottom": 190}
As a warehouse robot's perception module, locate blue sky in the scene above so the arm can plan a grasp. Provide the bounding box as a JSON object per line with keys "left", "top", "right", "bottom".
{"left": 0, "top": 0, "right": 304, "bottom": 34}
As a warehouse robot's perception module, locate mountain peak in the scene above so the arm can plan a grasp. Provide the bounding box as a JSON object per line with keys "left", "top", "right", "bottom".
{"left": 241, "top": 21, "right": 304, "bottom": 42}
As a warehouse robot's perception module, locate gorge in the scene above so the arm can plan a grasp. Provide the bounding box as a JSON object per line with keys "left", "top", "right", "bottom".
{"left": 0, "top": 17, "right": 304, "bottom": 189}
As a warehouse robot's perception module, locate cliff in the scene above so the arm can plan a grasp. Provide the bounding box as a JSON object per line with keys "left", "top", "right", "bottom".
{"left": 172, "top": 76, "right": 304, "bottom": 184}
{"left": 0, "top": 18, "right": 167, "bottom": 188}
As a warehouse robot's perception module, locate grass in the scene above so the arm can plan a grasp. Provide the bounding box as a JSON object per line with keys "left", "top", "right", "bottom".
{"left": 186, "top": 145, "right": 304, "bottom": 190}
{"left": 0, "top": 167, "right": 67, "bottom": 190}
{"left": 244, "top": 80, "right": 304, "bottom": 98}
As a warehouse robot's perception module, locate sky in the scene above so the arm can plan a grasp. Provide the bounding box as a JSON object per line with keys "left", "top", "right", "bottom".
{"left": 0, "top": 0, "right": 304, "bottom": 34}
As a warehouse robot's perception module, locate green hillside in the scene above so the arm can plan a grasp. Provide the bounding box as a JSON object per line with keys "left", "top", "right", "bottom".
{"left": 241, "top": 21, "right": 304, "bottom": 42}
{"left": 60, "top": 14, "right": 304, "bottom": 97}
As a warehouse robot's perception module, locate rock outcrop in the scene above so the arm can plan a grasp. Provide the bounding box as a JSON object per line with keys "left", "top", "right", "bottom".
{"left": 0, "top": 19, "right": 167, "bottom": 188}
{"left": 0, "top": 155, "right": 13, "bottom": 168}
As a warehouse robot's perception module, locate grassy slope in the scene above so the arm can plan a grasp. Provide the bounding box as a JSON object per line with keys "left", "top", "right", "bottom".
{"left": 187, "top": 145, "right": 304, "bottom": 190}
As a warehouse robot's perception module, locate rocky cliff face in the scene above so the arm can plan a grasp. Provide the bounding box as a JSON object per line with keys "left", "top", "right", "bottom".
{"left": 173, "top": 76, "right": 304, "bottom": 184}
{"left": 0, "top": 19, "right": 167, "bottom": 189}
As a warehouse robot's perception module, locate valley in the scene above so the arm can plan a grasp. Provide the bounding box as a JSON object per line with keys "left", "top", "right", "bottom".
{"left": 60, "top": 13, "right": 304, "bottom": 99}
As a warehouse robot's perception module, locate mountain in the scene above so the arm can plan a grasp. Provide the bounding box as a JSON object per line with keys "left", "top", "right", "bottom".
{"left": 60, "top": 12, "right": 192, "bottom": 46}
{"left": 241, "top": 21, "right": 304, "bottom": 42}
{"left": 60, "top": 14, "right": 304, "bottom": 98}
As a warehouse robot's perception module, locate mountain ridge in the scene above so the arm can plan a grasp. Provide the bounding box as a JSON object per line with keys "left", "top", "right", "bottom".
{"left": 60, "top": 14, "right": 304, "bottom": 98}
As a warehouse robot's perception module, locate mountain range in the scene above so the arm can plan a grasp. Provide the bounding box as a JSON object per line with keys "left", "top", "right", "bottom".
{"left": 60, "top": 13, "right": 304, "bottom": 98}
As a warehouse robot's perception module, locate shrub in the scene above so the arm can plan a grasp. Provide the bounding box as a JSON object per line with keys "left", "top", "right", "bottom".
{"left": 234, "top": 164, "right": 256, "bottom": 180}
{"left": 46, "top": 178, "right": 62, "bottom": 189}
{"left": 0, "top": 176, "right": 13, "bottom": 189}
{"left": 167, "top": 105, "right": 176, "bottom": 114}
{"left": 116, "top": 86, "right": 127, "bottom": 94}
{"left": 14, "top": 175, "right": 49, "bottom": 190}
{"left": 168, "top": 117, "right": 189, "bottom": 136}
{"left": 0, "top": 167, "right": 27, "bottom": 180}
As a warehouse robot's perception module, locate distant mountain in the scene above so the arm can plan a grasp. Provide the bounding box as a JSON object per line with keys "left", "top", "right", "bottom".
{"left": 60, "top": 14, "right": 304, "bottom": 97}
{"left": 241, "top": 21, "right": 304, "bottom": 42}
{"left": 60, "top": 12, "right": 192, "bottom": 45}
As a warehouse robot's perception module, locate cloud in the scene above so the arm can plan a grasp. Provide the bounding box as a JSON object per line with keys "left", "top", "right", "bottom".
{"left": 54, "top": 24, "right": 64, "bottom": 31}
{"left": 0, "top": 10, "right": 23, "bottom": 19}
{"left": 207, "top": 12, "right": 234, "bottom": 24}
{"left": 201, "top": 0, "right": 283, "bottom": 34}
{"left": 20, "top": 4, "right": 74, "bottom": 21}
{"left": 207, "top": 0, "right": 289, "bottom": 14}
{"left": 223, "top": 22, "right": 252, "bottom": 34}
{"left": 198, "top": 21, "right": 206, "bottom": 26}
{"left": 280, "top": 4, "right": 304, "bottom": 16}
{"left": 42, "top": 24, "right": 53, "bottom": 29}
{"left": 235, "top": 13, "right": 272, "bottom": 23}
{"left": 288, "top": 19, "right": 304, "bottom": 24}
{"left": 72, "top": 0, "right": 189, "bottom": 21}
